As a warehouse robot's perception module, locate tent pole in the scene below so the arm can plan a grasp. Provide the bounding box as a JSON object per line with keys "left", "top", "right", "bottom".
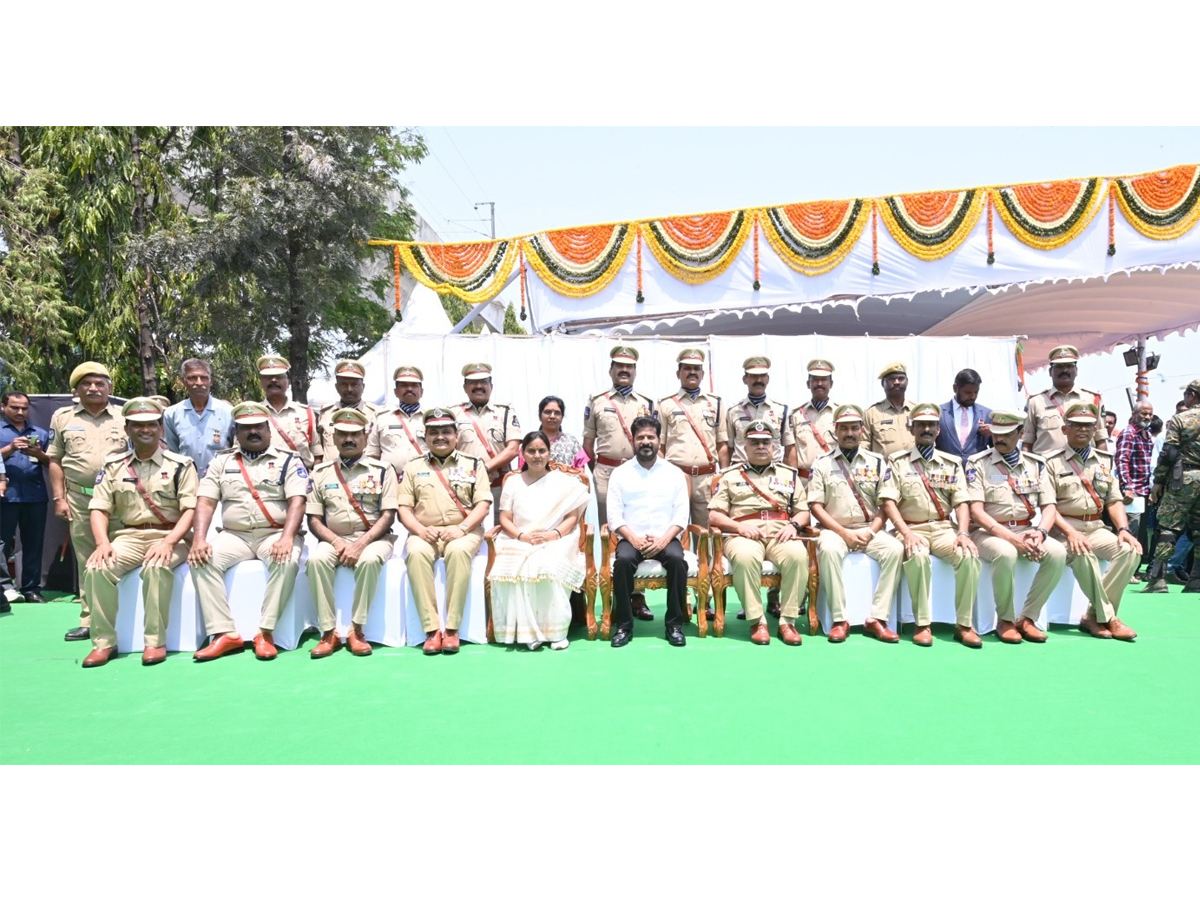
{"left": 1136, "top": 337, "right": 1149, "bottom": 403}
{"left": 450, "top": 300, "right": 493, "bottom": 334}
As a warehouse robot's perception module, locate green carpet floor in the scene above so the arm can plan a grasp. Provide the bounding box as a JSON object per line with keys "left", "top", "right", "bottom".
{"left": 1, "top": 584, "right": 1197, "bottom": 764}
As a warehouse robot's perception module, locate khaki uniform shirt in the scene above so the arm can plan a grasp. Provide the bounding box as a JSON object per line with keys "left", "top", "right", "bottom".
{"left": 398, "top": 450, "right": 490, "bottom": 528}
{"left": 199, "top": 445, "right": 309, "bottom": 531}
{"left": 1044, "top": 446, "right": 1121, "bottom": 518}
{"left": 315, "top": 400, "right": 384, "bottom": 463}
{"left": 89, "top": 448, "right": 200, "bottom": 526}
{"left": 265, "top": 399, "right": 318, "bottom": 469}
{"left": 306, "top": 455, "right": 399, "bottom": 537}
{"left": 583, "top": 390, "right": 654, "bottom": 463}
{"left": 658, "top": 390, "right": 726, "bottom": 467}
{"left": 48, "top": 404, "right": 128, "bottom": 488}
{"left": 709, "top": 462, "right": 807, "bottom": 540}
{"left": 807, "top": 448, "right": 890, "bottom": 527}
{"left": 878, "top": 448, "right": 970, "bottom": 523}
{"left": 787, "top": 400, "right": 836, "bottom": 473}
{"left": 1023, "top": 387, "right": 1107, "bottom": 456}
{"left": 964, "top": 449, "right": 1053, "bottom": 522}
{"left": 726, "top": 397, "right": 792, "bottom": 465}
{"left": 454, "top": 402, "right": 521, "bottom": 477}
{"left": 863, "top": 399, "right": 915, "bottom": 459}
{"left": 370, "top": 407, "right": 426, "bottom": 475}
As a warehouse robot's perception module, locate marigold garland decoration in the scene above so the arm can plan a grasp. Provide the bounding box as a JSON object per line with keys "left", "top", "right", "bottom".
{"left": 986, "top": 193, "right": 995, "bottom": 264}
{"left": 876, "top": 189, "right": 984, "bottom": 261}
{"left": 991, "top": 179, "right": 1103, "bottom": 251}
{"left": 1108, "top": 188, "right": 1117, "bottom": 256}
{"left": 871, "top": 203, "right": 879, "bottom": 275}
{"left": 636, "top": 229, "right": 644, "bottom": 302}
{"left": 522, "top": 224, "right": 634, "bottom": 298}
{"left": 1113, "top": 165, "right": 1200, "bottom": 241}
{"left": 396, "top": 239, "right": 516, "bottom": 304}
{"left": 758, "top": 199, "right": 869, "bottom": 276}
{"left": 752, "top": 218, "right": 761, "bottom": 290}
{"left": 641, "top": 211, "right": 752, "bottom": 283}
{"left": 518, "top": 245, "right": 528, "bottom": 320}
{"left": 393, "top": 245, "right": 402, "bottom": 315}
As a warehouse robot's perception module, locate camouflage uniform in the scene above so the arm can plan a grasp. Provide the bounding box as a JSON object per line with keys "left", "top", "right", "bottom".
{"left": 1151, "top": 406, "right": 1200, "bottom": 565}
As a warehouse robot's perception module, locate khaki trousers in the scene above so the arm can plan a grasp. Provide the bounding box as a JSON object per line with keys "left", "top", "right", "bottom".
{"left": 900, "top": 521, "right": 982, "bottom": 627}
{"left": 190, "top": 527, "right": 301, "bottom": 635}
{"left": 817, "top": 528, "right": 903, "bottom": 623}
{"left": 83, "top": 529, "right": 188, "bottom": 650}
{"left": 1057, "top": 516, "right": 1139, "bottom": 622}
{"left": 67, "top": 487, "right": 101, "bottom": 626}
{"left": 681, "top": 471, "right": 714, "bottom": 527}
{"left": 723, "top": 534, "right": 807, "bottom": 621}
{"left": 405, "top": 530, "right": 482, "bottom": 634}
{"left": 971, "top": 525, "right": 1067, "bottom": 621}
{"left": 593, "top": 462, "right": 615, "bottom": 528}
{"left": 307, "top": 536, "right": 395, "bottom": 632}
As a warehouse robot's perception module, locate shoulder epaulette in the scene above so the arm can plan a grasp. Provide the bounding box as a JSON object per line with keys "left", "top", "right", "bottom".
{"left": 161, "top": 449, "right": 192, "bottom": 465}
{"left": 1043, "top": 448, "right": 1066, "bottom": 460}
{"left": 887, "top": 448, "right": 912, "bottom": 462}
{"left": 311, "top": 459, "right": 335, "bottom": 473}
{"left": 103, "top": 449, "right": 133, "bottom": 466}
{"left": 773, "top": 463, "right": 799, "bottom": 476}
{"left": 1024, "top": 451, "right": 1047, "bottom": 463}
{"left": 966, "top": 448, "right": 992, "bottom": 464}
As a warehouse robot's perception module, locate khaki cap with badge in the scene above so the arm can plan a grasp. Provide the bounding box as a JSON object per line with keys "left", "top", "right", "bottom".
{"left": 121, "top": 397, "right": 165, "bottom": 422}
{"left": 423, "top": 408, "right": 458, "bottom": 426}
{"left": 877, "top": 362, "right": 907, "bottom": 380}
{"left": 1048, "top": 345, "right": 1081, "bottom": 364}
{"left": 231, "top": 401, "right": 271, "bottom": 425}
{"left": 807, "top": 359, "right": 835, "bottom": 376}
{"left": 988, "top": 409, "right": 1026, "bottom": 434}
{"left": 610, "top": 346, "right": 639, "bottom": 365}
{"left": 69, "top": 362, "right": 112, "bottom": 389}
{"left": 257, "top": 354, "right": 290, "bottom": 375}
{"left": 1063, "top": 403, "right": 1099, "bottom": 424}
{"left": 833, "top": 404, "right": 865, "bottom": 424}
{"left": 742, "top": 356, "right": 771, "bottom": 375}
{"left": 331, "top": 408, "right": 370, "bottom": 431}
{"left": 461, "top": 363, "right": 492, "bottom": 380}
{"left": 393, "top": 365, "right": 424, "bottom": 383}
{"left": 676, "top": 348, "right": 705, "bottom": 364}
{"left": 334, "top": 359, "right": 366, "bottom": 380}
{"left": 909, "top": 403, "right": 941, "bottom": 422}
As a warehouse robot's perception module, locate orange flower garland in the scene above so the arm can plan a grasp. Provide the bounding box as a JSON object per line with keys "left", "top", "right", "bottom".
{"left": 641, "top": 211, "right": 752, "bottom": 284}
{"left": 758, "top": 199, "right": 869, "bottom": 276}
{"left": 992, "top": 179, "right": 1103, "bottom": 251}
{"left": 1112, "top": 164, "right": 1200, "bottom": 241}
{"left": 876, "top": 189, "right": 984, "bottom": 261}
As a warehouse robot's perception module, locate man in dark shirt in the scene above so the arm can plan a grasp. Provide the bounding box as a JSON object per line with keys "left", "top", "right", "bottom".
{"left": 0, "top": 391, "right": 51, "bottom": 603}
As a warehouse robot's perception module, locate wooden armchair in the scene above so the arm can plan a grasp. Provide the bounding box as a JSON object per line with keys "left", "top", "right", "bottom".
{"left": 708, "top": 525, "right": 820, "bottom": 637}
{"left": 597, "top": 523, "right": 710, "bottom": 640}
{"left": 484, "top": 464, "right": 599, "bottom": 641}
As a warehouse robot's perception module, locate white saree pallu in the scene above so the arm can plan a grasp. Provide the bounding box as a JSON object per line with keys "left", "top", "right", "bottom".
{"left": 489, "top": 469, "right": 589, "bottom": 646}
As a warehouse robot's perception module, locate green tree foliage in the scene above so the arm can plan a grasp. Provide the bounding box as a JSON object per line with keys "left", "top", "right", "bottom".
{"left": 0, "top": 126, "right": 427, "bottom": 402}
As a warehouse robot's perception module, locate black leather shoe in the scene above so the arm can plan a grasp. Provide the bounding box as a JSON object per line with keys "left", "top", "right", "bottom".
{"left": 632, "top": 595, "right": 655, "bottom": 621}
{"left": 610, "top": 628, "right": 633, "bottom": 648}
{"left": 64, "top": 626, "right": 90, "bottom": 641}
{"left": 666, "top": 626, "right": 686, "bottom": 647}
{"left": 736, "top": 609, "right": 746, "bottom": 620}
{"left": 0, "top": 599, "right": 11, "bottom": 614}
{"left": 23, "top": 592, "right": 47, "bottom": 604}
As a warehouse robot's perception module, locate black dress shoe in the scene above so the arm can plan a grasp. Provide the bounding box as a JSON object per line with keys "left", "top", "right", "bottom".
{"left": 766, "top": 588, "right": 781, "bottom": 618}
{"left": 632, "top": 602, "right": 655, "bottom": 621}
{"left": 23, "top": 592, "right": 47, "bottom": 604}
{"left": 64, "top": 626, "right": 90, "bottom": 641}
{"left": 610, "top": 628, "right": 633, "bottom": 648}
{"left": 736, "top": 609, "right": 746, "bottom": 620}
{"left": 666, "top": 626, "right": 686, "bottom": 647}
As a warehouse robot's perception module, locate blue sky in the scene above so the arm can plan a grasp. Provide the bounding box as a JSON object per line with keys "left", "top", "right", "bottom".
{"left": 400, "top": 126, "right": 1200, "bottom": 416}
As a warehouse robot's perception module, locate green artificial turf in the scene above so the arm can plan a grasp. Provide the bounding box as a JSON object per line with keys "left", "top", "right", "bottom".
{"left": 1, "top": 585, "right": 1197, "bottom": 764}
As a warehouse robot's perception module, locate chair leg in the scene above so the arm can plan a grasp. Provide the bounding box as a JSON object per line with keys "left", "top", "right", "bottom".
{"left": 584, "top": 569, "right": 599, "bottom": 640}
{"left": 599, "top": 574, "right": 612, "bottom": 640}
{"left": 697, "top": 580, "right": 708, "bottom": 638}
{"left": 714, "top": 580, "right": 726, "bottom": 638}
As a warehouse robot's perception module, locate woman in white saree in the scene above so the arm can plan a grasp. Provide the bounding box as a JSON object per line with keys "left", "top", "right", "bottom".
{"left": 490, "top": 431, "right": 590, "bottom": 649}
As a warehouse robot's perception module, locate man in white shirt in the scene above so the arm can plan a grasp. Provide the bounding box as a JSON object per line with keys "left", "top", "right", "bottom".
{"left": 607, "top": 415, "right": 690, "bottom": 648}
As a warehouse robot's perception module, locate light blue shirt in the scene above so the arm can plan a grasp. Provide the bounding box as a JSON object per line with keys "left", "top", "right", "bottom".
{"left": 163, "top": 396, "right": 235, "bottom": 476}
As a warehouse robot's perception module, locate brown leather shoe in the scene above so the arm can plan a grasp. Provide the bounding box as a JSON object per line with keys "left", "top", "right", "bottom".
{"left": 82, "top": 646, "right": 117, "bottom": 668}
{"left": 1016, "top": 617, "right": 1046, "bottom": 642}
{"left": 863, "top": 618, "right": 900, "bottom": 643}
{"left": 253, "top": 632, "right": 278, "bottom": 660}
{"left": 995, "top": 619, "right": 1022, "bottom": 644}
{"left": 953, "top": 625, "right": 983, "bottom": 648}
{"left": 1105, "top": 617, "right": 1137, "bottom": 641}
{"left": 310, "top": 630, "right": 342, "bottom": 659}
{"left": 750, "top": 621, "right": 771, "bottom": 645}
{"left": 1079, "top": 611, "right": 1112, "bottom": 639}
{"left": 912, "top": 625, "right": 933, "bottom": 647}
{"left": 347, "top": 625, "right": 372, "bottom": 656}
{"left": 193, "top": 632, "right": 245, "bottom": 661}
{"left": 828, "top": 621, "right": 850, "bottom": 643}
{"left": 141, "top": 646, "right": 167, "bottom": 666}
{"left": 442, "top": 629, "right": 461, "bottom": 654}
{"left": 777, "top": 622, "right": 803, "bottom": 646}
{"left": 422, "top": 631, "right": 442, "bottom": 654}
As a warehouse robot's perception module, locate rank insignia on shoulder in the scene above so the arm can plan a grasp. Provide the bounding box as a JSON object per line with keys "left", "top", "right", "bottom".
{"left": 94, "top": 472, "right": 104, "bottom": 484}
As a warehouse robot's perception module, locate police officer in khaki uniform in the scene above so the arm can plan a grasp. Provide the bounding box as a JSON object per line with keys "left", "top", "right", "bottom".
{"left": 47, "top": 361, "right": 128, "bottom": 642}
{"left": 1045, "top": 402, "right": 1139, "bottom": 641}
{"left": 863, "top": 362, "right": 916, "bottom": 459}
{"left": 808, "top": 404, "right": 904, "bottom": 643}
{"left": 720, "top": 356, "right": 792, "bottom": 467}
{"left": 707, "top": 422, "right": 809, "bottom": 646}
{"left": 658, "top": 348, "right": 727, "bottom": 527}
{"left": 454, "top": 362, "right": 520, "bottom": 509}
{"left": 189, "top": 401, "right": 309, "bottom": 662}
{"left": 370, "top": 365, "right": 427, "bottom": 476}
{"left": 258, "top": 353, "right": 318, "bottom": 469}
{"left": 966, "top": 409, "right": 1067, "bottom": 644}
{"left": 879, "top": 403, "right": 982, "bottom": 648}
{"left": 80, "top": 398, "right": 199, "bottom": 667}
{"left": 583, "top": 346, "right": 656, "bottom": 621}
{"left": 315, "top": 359, "right": 384, "bottom": 465}
{"left": 306, "top": 408, "right": 399, "bottom": 659}
{"left": 398, "top": 408, "right": 492, "bottom": 656}
{"left": 1022, "top": 345, "right": 1107, "bottom": 456}
{"left": 785, "top": 358, "right": 837, "bottom": 481}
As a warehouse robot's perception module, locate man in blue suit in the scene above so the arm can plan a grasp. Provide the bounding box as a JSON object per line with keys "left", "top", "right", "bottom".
{"left": 937, "top": 369, "right": 992, "bottom": 465}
